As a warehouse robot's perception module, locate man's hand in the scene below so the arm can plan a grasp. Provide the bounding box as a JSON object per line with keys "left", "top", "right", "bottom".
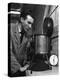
{"left": 20, "top": 64, "right": 29, "bottom": 72}
{"left": 26, "top": 37, "right": 32, "bottom": 47}
{"left": 22, "top": 36, "right": 28, "bottom": 44}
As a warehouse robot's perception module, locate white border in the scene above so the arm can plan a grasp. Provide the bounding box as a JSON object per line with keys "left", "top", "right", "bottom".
{"left": 0, "top": 0, "right": 60, "bottom": 80}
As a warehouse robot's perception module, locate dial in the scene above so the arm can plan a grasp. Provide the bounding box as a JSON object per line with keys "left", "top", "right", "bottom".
{"left": 49, "top": 55, "right": 58, "bottom": 66}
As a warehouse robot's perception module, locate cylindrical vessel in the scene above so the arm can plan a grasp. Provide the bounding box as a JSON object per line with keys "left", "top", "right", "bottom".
{"left": 35, "top": 35, "right": 48, "bottom": 54}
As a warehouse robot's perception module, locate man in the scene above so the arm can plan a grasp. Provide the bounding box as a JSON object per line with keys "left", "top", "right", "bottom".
{"left": 9, "top": 10, "right": 34, "bottom": 77}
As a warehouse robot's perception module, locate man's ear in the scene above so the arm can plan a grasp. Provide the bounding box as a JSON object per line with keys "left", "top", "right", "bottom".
{"left": 20, "top": 17, "right": 24, "bottom": 23}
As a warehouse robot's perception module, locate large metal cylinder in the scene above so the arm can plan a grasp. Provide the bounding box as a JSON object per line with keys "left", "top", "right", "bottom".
{"left": 35, "top": 35, "right": 49, "bottom": 54}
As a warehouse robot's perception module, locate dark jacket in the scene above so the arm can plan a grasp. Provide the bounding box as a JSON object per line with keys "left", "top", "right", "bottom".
{"left": 10, "top": 23, "right": 27, "bottom": 74}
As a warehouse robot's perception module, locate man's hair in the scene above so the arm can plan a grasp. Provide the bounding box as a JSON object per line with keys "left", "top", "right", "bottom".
{"left": 20, "top": 10, "right": 34, "bottom": 20}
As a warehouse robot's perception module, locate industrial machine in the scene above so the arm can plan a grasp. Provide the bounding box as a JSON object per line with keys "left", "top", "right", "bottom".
{"left": 28, "top": 17, "right": 53, "bottom": 72}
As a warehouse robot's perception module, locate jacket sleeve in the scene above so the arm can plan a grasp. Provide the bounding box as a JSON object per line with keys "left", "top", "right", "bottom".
{"left": 10, "top": 27, "right": 28, "bottom": 73}
{"left": 10, "top": 24, "right": 21, "bottom": 73}
{"left": 10, "top": 49, "right": 21, "bottom": 74}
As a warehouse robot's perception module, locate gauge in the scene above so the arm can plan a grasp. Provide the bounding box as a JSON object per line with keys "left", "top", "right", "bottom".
{"left": 49, "top": 55, "right": 58, "bottom": 66}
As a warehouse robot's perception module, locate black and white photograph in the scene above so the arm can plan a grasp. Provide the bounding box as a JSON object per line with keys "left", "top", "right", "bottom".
{"left": 8, "top": 2, "right": 59, "bottom": 77}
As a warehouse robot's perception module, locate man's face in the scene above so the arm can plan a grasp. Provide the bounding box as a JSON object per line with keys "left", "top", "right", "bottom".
{"left": 21, "top": 15, "right": 34, "bottom": 33}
